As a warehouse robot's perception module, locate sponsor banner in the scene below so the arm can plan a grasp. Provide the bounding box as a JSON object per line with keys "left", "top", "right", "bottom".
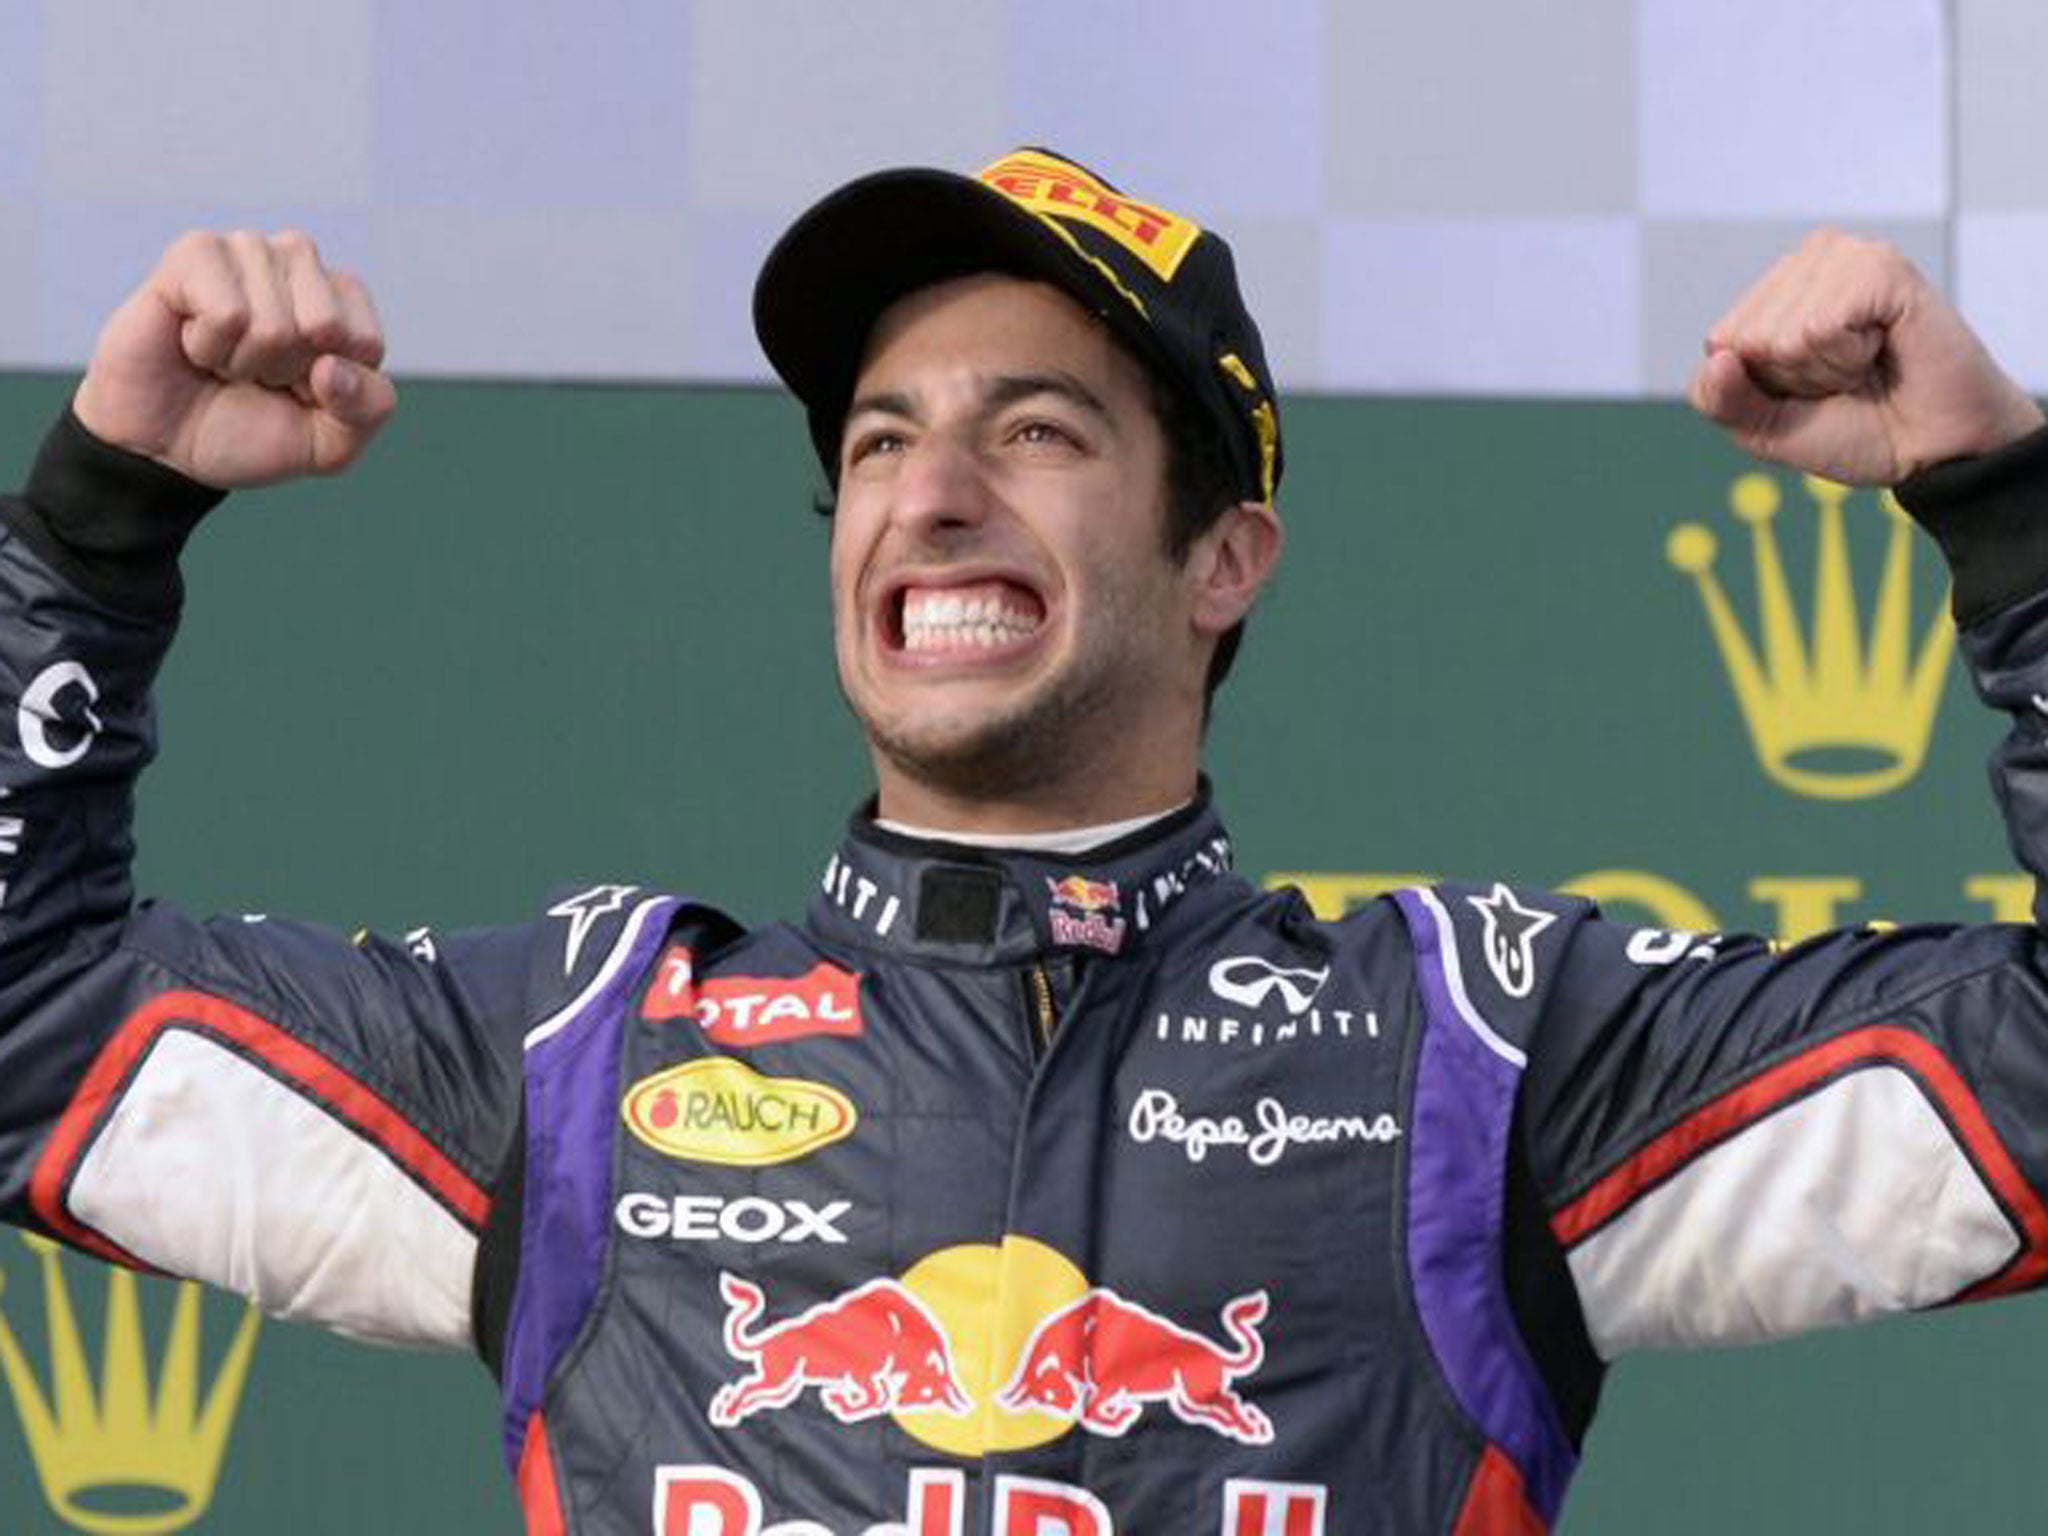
{"left": 615, "top": 1193, "right": 852, "bottom": 1245}
{"left": 1153, "top": 952, "right": 1376, "bottom": 1049}
{"left": 1126, "top": 1087, "right": 1402, "bottom": 1168}
{"left": 643, "top": 949, "right": 865, "bottom": 1046}
{"left": 622, "top": 1059, "right": 856, "bottom": 1166}
{"left": 656, "top": 1464, "right": 1313, "bottom": 1536}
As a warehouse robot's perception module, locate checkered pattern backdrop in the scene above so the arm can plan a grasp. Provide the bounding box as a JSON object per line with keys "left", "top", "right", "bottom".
{"left": 0, "top": 0, "right": 2039, "bottom": 396}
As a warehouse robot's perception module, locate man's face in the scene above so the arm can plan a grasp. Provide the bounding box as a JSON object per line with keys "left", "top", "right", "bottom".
{"left": 830, "top": 274, "right": 1204, "bottom": 814}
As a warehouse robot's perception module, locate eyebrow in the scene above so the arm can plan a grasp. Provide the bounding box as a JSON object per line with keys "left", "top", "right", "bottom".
{"left": 843, "top": 371, "right": 1115, "bottom": 430}
{"left": 985, "top": 372, "right": 1112, "bottom": 425}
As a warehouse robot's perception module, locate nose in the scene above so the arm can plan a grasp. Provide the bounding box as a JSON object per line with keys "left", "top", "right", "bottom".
{"left": 890, "top": 432, "right": 993, "bottom": 541}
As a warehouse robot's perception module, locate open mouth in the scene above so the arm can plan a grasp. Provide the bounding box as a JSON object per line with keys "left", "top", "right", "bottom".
{"left": 890, "top": 579, "right": 1048, "bottom": 659}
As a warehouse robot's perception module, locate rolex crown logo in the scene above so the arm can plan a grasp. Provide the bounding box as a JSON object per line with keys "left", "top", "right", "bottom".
{"left": 1667, "top": 471, "right": 1955, "bottom": 801}
{"left": 0, "top": 1235, "right": 260, "bottom": 1535}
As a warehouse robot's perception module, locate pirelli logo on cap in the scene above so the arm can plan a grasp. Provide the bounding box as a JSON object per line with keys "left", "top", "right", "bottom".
{"left": 978, "top": 150, "right": 1201, "bottom": 282}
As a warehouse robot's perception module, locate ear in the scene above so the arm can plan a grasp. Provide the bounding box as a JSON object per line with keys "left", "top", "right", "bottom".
{"left": 1184, "top": 501, "right": 1284, "bottom": 638}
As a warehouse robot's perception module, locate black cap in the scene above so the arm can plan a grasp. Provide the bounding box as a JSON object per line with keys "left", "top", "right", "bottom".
{"left": 753, "top": 148, "right": 1282, "bottom": 506}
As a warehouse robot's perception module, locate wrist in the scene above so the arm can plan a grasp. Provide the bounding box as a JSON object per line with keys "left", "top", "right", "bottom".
{"left": 7, "top": 408, "right": 226, "bottom": 615}
{"left": 1895, "top": 421, "right": 2048, "bottom": 625}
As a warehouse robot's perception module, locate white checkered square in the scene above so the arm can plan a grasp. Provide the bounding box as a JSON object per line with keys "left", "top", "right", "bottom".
{"left": 43, "top": 0, "right": 373, "bottom": 203}
{"left": 1958, "top": 213, "right": 2048, "bottom": 392}
{"left": 1002, "top": 0, "right": 1327, "bottom": 220}
{"left": 1328, "top": 0, "right": 1636, "bottom": 217}
{"left": 1322, "top": 218, "right": 1640, "bottom": 394}
{"left": 365, "top": 207, "right": 693, "bottom": 377}
{"left": 1638, "top": 0, "right": 1948, "bottom": 220}
{"left": 687, "top": 0, "right": 1007, "bottom": 214}
{"left": 1957, "top": 0, "right": 2048, "bottom": 209}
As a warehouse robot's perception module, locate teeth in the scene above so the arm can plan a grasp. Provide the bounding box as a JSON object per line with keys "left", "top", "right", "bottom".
{"left": 902, "top": 587, "right": 1041, "bottom": 653}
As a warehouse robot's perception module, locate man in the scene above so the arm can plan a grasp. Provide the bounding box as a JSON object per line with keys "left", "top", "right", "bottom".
{"left": 1, "top": 148, "right": 2047, "bottom": 1534}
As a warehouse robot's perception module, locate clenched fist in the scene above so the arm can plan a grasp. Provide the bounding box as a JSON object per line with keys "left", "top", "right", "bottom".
{"left": 1690, "top": 230, "right": 2043, "bottom": 486}
{"left": 72, "top": 230, "right": 397, "bottom": 490}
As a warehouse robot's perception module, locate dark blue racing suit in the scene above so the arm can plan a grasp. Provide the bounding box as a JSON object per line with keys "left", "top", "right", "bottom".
{"left": 7, "top": 411, "right": 2048, "bottom": 1534}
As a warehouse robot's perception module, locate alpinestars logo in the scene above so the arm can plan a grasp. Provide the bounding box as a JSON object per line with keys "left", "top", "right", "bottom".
{"left": 1467, "top": 884, "right": 1556, "bottom": 999}
{"left": 547, "top": 883, "right": 640, "bottom": 975}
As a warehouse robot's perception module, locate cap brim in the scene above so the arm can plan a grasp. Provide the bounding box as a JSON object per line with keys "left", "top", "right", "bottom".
{"left": 753, "top": 168, "right": 1144, "bottom": 471}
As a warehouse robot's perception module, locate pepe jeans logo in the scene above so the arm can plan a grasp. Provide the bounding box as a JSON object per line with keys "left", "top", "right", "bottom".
{"left": 1127, "top": 1087, "right": 1402, "bottom": 1168}
{"left": 1667, "top": 471, "right": 1953, "bottom": 801}
{"left": 0, "top": 1236, "right": 259, "bottom": 1535}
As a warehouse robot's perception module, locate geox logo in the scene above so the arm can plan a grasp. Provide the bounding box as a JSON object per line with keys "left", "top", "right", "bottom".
{"left": 1667, "top": 472, "right": 1953, "bottom": 801}
{"left": 0, "top": 1235, "right": 259, "bottom": 1535}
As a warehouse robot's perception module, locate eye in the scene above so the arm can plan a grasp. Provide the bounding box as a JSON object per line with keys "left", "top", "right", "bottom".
{"left": 1009, "top": 418, "right": 1081, "bottom": 451}
{"left": 844, "top": 427, "right": 908, "bottom": 467}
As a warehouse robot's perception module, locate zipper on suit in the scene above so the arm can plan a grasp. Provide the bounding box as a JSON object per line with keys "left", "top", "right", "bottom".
{"left": 1024, "top": 962, "right": 1058, "bottom": 1058}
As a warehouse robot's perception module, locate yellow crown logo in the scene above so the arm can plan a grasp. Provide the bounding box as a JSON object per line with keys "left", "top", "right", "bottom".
{"left": 1667, "top": 471, "right": 1955, "bottom": 801}
{"left": 0, "top": 1236, "right": 259, "bottom": 1535}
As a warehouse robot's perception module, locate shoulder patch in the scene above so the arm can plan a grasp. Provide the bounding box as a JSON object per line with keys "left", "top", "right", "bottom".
{"left": 1465, "top": 882, "right": 1558, "bottom": 999}
{"left": 546, "top": 883, "right": 642, "bottom": 977}
{"left": 1405, "top": 880, "right": 1583, "bottom": 1058}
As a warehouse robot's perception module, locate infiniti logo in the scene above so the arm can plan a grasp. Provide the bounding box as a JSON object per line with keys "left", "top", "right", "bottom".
{"left": 1207, "top": 956, "right": 1330, "bottom": 1016}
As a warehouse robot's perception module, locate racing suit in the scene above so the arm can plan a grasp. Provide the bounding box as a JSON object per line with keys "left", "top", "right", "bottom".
{"left": 6, "top": 410, "right": 2048, "bottom": 1534}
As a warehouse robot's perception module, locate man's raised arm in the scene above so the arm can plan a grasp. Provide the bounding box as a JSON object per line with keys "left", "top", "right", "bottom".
{"left": 1514, "top": 234, "right": 2048, "bottom": 1363}
{"left": 0, "top": 237, "right": 563, "bottom": 1352}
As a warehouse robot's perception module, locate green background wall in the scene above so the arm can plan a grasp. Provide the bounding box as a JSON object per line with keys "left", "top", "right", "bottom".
{"left": 0, "top": 372, "right": 2037, "bottom": 1533}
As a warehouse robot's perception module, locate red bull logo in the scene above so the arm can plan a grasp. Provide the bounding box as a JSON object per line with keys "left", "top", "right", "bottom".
{"left": 709, "top": 1238, "right": 1275, "bottom": 1456}
{"left": 653, "top": 1467, "right": 1328, "bottom": 1534}
{"left": 1048, "top": 875, "right": 1118, "bottom": 913}
{"left": 709, "top": 1273, "right": 971, "bottom": 1426}
{"left": 1046, "top": 877, "right": 1127, "bottom": 954}
{"left": 996, "top": 1287, "right": 1273, "bottom": 1444}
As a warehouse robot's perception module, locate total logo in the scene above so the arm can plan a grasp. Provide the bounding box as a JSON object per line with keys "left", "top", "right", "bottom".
{"left": 706, "top": 1236, "right": 1274, "bottom": 1460}
{"left": 1153, "top": 954, "right": 1376, "bottom": 1049}
{"left": 654, "top": 1466, "right": 1328, "bottom": 1536}
{"left": 643, "top": 949, "right": 865, "bottom": 1047}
